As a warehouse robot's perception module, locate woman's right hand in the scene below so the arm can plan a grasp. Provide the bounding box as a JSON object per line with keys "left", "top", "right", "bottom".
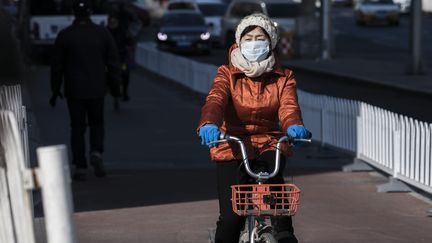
{"left": 199, "top": 124, "right": 221, "bottom": 148}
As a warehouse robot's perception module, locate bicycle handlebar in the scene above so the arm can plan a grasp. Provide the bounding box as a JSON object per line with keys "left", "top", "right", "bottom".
{"left": 208, "top": 134, "right": 311, "bottom": 182}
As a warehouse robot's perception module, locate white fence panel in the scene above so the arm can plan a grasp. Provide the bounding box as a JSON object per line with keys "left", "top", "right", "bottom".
{"left": 378, "top": 109, "right": 384, "bottom": 164}
{"left": 298, "top": 90, "right": 323, "bottom": 142}
{"left": 0, "top": 85, "right": 29, "bottom": 166}
{"left": 409, "top": 118, "right": 416, "bottom": 179}
{"left": 334, "top": 98, "right": 342, "bottom": 148}
{"left": 0, "top": 165, "right": 15, "bottom": 243}
{"left": 406, "top": 118, "right": 412, "bottom": 178}
{"left": 0, "top": 111, "right": 36, "bottom": 243}
{"left": 400, "top": 116, "right": 406, "bottom": 175}
{"left": 325, "top": 97, "right": 335, "bottom": 146}
{"left": 416, "top": 121, "right": 422, "bottom": 183}
{"left": 419, "top": 122, "right": 427, "bottom": 184}
{"left": 390, "top": 113, "right": 398, "bottom": 169}
{"left": 426, "top": 124, "right": 431, "bottom": 187}
{"left": 372, "top": 107, "right": 379, "bottom": 163}
{"left": 396, "top": 117, "right": 432, "bottom": 193}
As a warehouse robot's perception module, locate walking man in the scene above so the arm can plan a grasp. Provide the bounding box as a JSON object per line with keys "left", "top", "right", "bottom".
{"left": 107, "top": 14, "right": 133, "bottom": 102}
{"left": 50, "top": 0, "right": 121, "bottom": 180}
{"left": 108, "top": 1, "right": 141, "bottom": 101}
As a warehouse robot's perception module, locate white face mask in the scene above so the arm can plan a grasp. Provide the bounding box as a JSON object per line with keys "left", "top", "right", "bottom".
{"left": 240, "top": 40, "right": 270, "bottom": 62}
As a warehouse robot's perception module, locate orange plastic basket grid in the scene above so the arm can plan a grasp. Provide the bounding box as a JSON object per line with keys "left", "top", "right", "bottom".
{"left": 231, "top": 184, "right": 300, "bottom": 216}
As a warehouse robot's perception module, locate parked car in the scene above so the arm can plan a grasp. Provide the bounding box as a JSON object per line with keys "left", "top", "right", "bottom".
{"left": 156, "top": 10, "right": 211, "bottom": 54}
{"left": 195, "top": 0, "right": 228, "bottom": 45}
{"left": 220, "top": 0, "right": 301, "bottom": 49}
{"left": 166, "top": 0, "right": 199, "bottom": 11}
{"left": 354, "top": 0, "right": 400, "bottom": 26}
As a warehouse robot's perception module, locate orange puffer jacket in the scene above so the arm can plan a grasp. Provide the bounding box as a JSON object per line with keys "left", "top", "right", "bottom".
{"left": 197, "top": 45, "right": 304, "bottom": 161}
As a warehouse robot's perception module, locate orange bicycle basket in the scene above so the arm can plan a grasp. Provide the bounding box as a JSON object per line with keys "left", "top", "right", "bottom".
{"left": 231, "top": 184, "right": 300, "bottom": 216}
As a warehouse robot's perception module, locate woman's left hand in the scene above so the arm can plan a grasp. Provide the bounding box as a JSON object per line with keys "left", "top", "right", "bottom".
{"left": 287, "top": 125, "right": 311, "bottom": 149}
{"left": 287, "top": 125, "right": 311, "bottom": 139}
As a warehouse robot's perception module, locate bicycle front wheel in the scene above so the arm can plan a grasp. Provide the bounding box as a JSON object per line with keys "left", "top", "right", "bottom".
{"left": 238, "top": 231, "right": 249, "bottom": 243}
{"left": 259, "top": 233, "right": 278, "bottom": 243}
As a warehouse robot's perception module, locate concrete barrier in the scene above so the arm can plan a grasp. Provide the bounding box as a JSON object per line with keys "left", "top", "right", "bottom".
{"left": 135, "top": 42, "right": 216, "bottom": 94}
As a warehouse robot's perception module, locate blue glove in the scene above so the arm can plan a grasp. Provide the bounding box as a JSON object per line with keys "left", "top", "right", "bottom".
{"left": 287, "top": 125, "right": 311, "bottom": 149}
{"left": 287, "top": 125, "right": 311, "bottom": 139}
{"left": 199, "top": 124, "right": 221, "bottom": 148}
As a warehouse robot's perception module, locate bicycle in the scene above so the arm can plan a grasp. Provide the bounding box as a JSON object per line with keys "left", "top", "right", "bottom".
{"left": 210, "top": 134, "right": 311, "bottom": 243}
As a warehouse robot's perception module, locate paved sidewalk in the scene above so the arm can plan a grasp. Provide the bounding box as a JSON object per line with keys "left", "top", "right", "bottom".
{"left": 27, "top": 66, "right": 432, "bottom": 243}
{"left": 284, "top": 58, "right": 432, "bottom": 96}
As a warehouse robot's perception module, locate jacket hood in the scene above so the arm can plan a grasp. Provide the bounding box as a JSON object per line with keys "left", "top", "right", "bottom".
{"left": 227, "top": 43, "right": 285, "bottom": 76}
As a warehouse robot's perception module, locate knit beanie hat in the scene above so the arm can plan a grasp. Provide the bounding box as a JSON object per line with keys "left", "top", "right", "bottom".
{"left": 235, "top": 13, "right": 279, "bottom": 50}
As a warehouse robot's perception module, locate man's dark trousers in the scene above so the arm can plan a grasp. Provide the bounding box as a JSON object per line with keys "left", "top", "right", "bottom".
{"left": 67, "top": 98, "right": 104, "bottom": 169}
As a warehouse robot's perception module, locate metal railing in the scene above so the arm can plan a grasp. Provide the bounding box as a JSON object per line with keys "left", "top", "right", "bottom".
{"left": 0, "top": 85, "right": 30, "bottom": 167}
{"left": 135, "top": 42, "right": 432, "bottom": 194}
{"left": 0, "top": 110, "right": 37, "bottom": 243}
{"left": 0, "top": 85, "right": 76, "bottom": 243}
{"left": 298, "top": 90, "right": 432, "bottom": 194}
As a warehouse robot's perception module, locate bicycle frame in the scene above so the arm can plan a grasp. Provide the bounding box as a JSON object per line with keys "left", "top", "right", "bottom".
{"left": 210, "top": 134, "right": 311, "bottom": 243}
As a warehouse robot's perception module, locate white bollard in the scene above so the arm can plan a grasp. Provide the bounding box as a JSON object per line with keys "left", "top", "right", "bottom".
{"left": 36, "top": 145, "right": 76, "bottom": 243}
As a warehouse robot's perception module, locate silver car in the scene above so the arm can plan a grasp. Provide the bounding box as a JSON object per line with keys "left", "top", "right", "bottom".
{"left": 354, "top": 0, "right": 400, "bottom": 26}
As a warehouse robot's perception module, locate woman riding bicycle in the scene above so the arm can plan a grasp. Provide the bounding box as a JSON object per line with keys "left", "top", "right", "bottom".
{"left": 197, "top": 14, "right": 312, "bottom": 243}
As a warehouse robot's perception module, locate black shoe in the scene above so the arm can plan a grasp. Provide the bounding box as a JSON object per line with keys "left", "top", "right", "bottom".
{"left": 90, "top": 152, "right": 106, "bottom": 177}
{"left": 72, "top": 168, "right": 88, "bottom": 181}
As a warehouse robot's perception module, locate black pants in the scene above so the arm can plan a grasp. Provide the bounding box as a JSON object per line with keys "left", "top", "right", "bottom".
{"left": 215, "top": 151, "right": 298, "bottom": 243}
{"left": 67, "top": 98, "right": 104, "bottom": 169}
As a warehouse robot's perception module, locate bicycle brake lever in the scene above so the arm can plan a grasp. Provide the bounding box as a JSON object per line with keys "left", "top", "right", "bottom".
{"left": 287, "top": 136, "right": 312, "bottom": 144}
{"left": 205, "top": 133, "right": 230, "bottom": 146}
{"left": 296, "top": 138, "right": 312, "bottom": 143}
{"left": 207, "top": 139, "right": 227, "bottom": 145}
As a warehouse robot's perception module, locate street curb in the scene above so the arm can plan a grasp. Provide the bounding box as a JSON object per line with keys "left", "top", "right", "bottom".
{"left": 284, "top": 63, "right": 432, "bottom": 97}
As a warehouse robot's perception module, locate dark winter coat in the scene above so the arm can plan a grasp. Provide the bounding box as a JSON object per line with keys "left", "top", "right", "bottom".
{"left": 51, "top": 17, "right": 121, "bottom": 99}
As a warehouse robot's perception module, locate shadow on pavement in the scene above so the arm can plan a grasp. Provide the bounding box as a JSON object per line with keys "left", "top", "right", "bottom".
{"left": 71, "top": 143, "right": 353, "bottom": 213}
